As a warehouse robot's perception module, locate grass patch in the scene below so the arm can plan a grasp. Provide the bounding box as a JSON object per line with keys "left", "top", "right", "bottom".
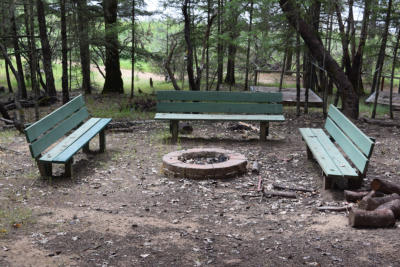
{"left": 0, "top": 130, "right": 18, "bottom": 144}
{"left": 0, "top": 206, "right": 34, "bottom": 236}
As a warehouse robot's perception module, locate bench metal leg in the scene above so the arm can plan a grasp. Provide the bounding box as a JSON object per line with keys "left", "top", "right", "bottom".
{"left": 260, "top": 122, "right": 268, "bottom": 141}
{"left": 99, "top": 129, "right": 106, "bottom": 153}
{"left": 37, "top": 160, "right": 52, "bottom": 178}
{"left": 65, "top": 158, "right": 73, "bottom": 178}
{"left": 171, "top": 120, "right": 179, "bottom": 144}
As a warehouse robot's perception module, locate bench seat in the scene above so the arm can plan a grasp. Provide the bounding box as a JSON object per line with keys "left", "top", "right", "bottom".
{"left": 154, "top": 113, "right": 285, "bottom": 122}
{"left": 299, "top": 104, "right": 375, "bottom": 189}
{"left": 40, "top": 118, "right": 111, "bottom": 164}
{"left": 299, "top": 128, "right": 358, "bottom": 178}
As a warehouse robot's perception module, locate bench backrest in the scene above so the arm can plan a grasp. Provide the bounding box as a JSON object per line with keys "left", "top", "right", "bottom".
{"left": 156, "top": 91, "right": 283, "bottom": 114}
{"left": 24, "top": 95, "right": 89, "bottom": 158}
{"left": 324, "top": 104, "right": 375, "bottom": 176}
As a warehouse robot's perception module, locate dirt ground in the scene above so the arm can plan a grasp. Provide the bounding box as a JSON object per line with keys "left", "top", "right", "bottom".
{"left": 1, "top": 103, "right": 400, "bottom": 266}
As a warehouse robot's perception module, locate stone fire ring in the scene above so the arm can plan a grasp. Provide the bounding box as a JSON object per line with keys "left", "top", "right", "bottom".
{"left": 162, "top": 148, "right": 247, "bottom": 179}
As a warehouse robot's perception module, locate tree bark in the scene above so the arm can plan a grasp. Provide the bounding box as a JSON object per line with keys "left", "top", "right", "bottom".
{"left": 102, "top": 0, "right": 124, "bottom": 94}
{"left": 10, "top": 0, "right": 27, "bottom": 99}
{"left": 371, "top": 179, "right": 400, "bottom": 195}
{"left": 389, "top": 27, "right": 400, "bottom": 119}
{"left": 37, "top": 0, "right": 57, "bottom": 97}
{"left": 182, "top": 0, "right": 197, "bottom": 91}
{"left": 244, "top": 0, "right": 254, "bottom": 91}
{"left": 60, "top": 0, "right": 69, "bottom": 104}
{"left": 130, "top": 0, "right": 135, "bottom": 98}
{"left": 376, "top": 199, "right": 400, "bottom": 219}
{"left": 23, "top": 0, "right": 40, "bottom": 119}
{"left": 165, "top": 42, "right": 181, "bottom": 91}
{"left": 76, "top": 0, "right": 91, "bottom": 95}
{"left": 372, "top": 0, "right": 392, "bottom": 119}
{"left": 279, "top": 0, "right": 359, "bottom": 119}
{"left": 5, "top": 61, "right": 13, "bottom": 93}
{"left": 349, "top": 208, "right": 395, "bottom": 228}
{"left": 216, "top": 0, "right": 224, "bottom": 90}
{"left": 359, "top": 193, "right": 400, "bottom": 210}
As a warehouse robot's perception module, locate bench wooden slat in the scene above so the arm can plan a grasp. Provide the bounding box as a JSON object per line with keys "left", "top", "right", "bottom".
{"left": 29, "top": 107, "right": 89, "bottom": 158}
{"left": 52, "top": 118, "right": 111, "bottom": 163}
{"left": 40, "top": 118, "right": 101, "bottom": 162}
{"left": 157, "top": 102, "right": 283, "bottom": 114}
{"left": 300, "top": 128, "right": 358, "bottom": 177}
{"left": 154, "top": 113, "right": 285, "bottom": 121}
{"left": 157, "top": 91, "right": 282, "bottom": 103}
{"left": 325, "top": 117, "right": 368, "bottom": 174}
{"left": 328, "top": 104, "right": 374, "bottom": 157}
{"left": 24, "top": 95, "right": 85, "bottom": 142}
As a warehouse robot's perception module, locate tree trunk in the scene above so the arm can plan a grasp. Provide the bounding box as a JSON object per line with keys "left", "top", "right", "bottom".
{"left": 224, "top": 43, "right": 236, "bottom": 85}
{"left": 165, "top": 42, "right": 181, "bottom": 91}
{"left": 244, "top": 0, "right": 254, "bottom": 91}
{"left": 5, "top": 59, "right": 13, "bottom": 93}
{"left": 389, "top": 27, "right": 400, "bottom": 119}
{"left": 102, "top": 0, "right": 124, "bottom": 94}
{"left": 76, "top": 0, "right": 91, "bottom": 95}
{"left": 24, "top": 0, "right": 40, "bottom": 119}
{"left": 371, "top": 0, "right": 392, "bottom": 105}
{"left": 216, "top": 0, "right": 224, "bottom": 90}
{"left": 37, "top": 0, "right": 57, "bottom": 97}
{"left": 296, "top": 31, "right": 301, "bottom": 117}
{"left": 10, "top": 0, "right": 27, "bottom": 99}
{"left": 206, "top": 0, "right": 211, "bottom": 91}
{"left": 61, "top": 0, "right": 69, "bottom": 104}
{"left": 130, "top": 0, "right": 135, "bottom": 98}
{"left": 182, "top": 0, "right": 197, "bottom": 91}
{"left": 279, "top": 0, "right": 359, "bottom": 119}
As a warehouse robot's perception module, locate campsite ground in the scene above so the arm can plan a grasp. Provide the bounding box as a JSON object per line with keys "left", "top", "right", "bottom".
{"left": 1, "top": 95, "right": 400, "bottom": 266}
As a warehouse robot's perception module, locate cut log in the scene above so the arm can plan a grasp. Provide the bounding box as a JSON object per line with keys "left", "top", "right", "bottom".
{"left": 359, "top": 193, "right": 400, "bottom": 210}
{"left": 317, "top": 206, "right": 351, "bottom": 212}
{"left": 252, "top": 162, "right": 261, "bottom": 174}
{"left": 273, "top": 183, "right": 314, "bottom": 193}
{"left": 371, "top": 178, "right": 400, "bottom": 194}
{"left": 344, "top": 190, "right": 384, "bottom": 202}
{"left": 263, "top": 190, "right": 297, "bottom": 199}
{"left": 349, "top": 208, "right": 395, "bottom": 228}
{"left": 376, "top": 199, "right": 400, "bottom": 219}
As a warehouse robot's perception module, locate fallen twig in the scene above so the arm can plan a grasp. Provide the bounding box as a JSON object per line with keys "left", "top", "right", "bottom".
{"left": 272, "top": 183, "right": 313, "bottom": 193}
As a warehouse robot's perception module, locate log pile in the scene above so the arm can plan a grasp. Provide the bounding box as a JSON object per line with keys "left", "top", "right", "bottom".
{"left": 346, "top": 179, "right": 400, "bottom": 228}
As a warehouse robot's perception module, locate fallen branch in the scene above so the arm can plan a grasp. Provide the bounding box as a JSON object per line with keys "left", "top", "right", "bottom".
{"left": 273, "top": 183, "right": 313, "bottom": 193}
{"left": 349, "top": 208, "right": 395, "bottom": 228}
{"left": 263, "top": 190, "right": 297, "bottom": 199}
{"left": 361, "top": 117, "right": 400, "bottom": 128}
{"left": 317, "top": 206, "right": 351, "bottom": 212}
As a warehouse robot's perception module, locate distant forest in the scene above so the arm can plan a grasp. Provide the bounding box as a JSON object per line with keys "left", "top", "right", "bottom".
{"left": 0, "top": 0, "right": 399, "bottom": 119}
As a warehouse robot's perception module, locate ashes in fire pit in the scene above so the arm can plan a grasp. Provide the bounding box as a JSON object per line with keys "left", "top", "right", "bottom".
{"left": 162, "top": 148, "right": 247, "bottom": 179}
{"left": 178, "top": 153, "right": 228, "bottom": 165}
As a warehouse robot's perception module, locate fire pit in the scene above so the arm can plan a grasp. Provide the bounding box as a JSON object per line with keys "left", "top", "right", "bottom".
{"left": 162, "top": 148, "right": 247, "bottom": 179}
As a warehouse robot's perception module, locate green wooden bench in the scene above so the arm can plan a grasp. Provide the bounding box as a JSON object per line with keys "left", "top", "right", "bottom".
{"left": 24, "top": 95, "right": 111, "bottom": 178}
{"left": 299, "top": 104, "right": 375, "bottom": 189}
{"left": 154, "top": 90, "right": 285, "bottom": 142}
